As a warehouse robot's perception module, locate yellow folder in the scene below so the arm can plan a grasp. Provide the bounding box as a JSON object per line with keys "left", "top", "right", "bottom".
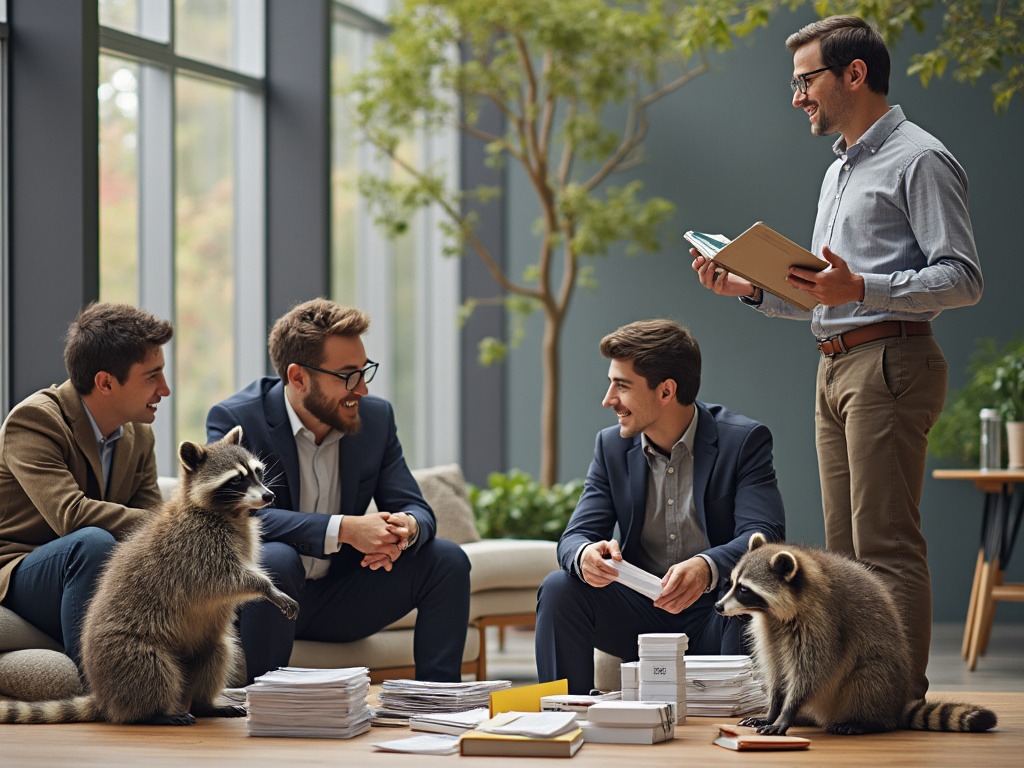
{"left": 489, "top": 679, "right": 569, "bottom": 717}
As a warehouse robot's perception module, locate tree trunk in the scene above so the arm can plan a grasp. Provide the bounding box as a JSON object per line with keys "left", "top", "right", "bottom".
{"left": 539, "top": 310, "right": 562, "bottom": 487}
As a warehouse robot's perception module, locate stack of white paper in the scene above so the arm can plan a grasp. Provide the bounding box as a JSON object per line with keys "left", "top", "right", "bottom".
{"left": 607, "top": 559, "right": 663, "bottom": 600}
{"left": 245, "top": 666, "right": 372, "bottom": 738}
{"left": 637, "top": 633, "right": 688, "bottom": 723}
{"left": 478, "top": 710, "right": 579, "bottom": 738}
{"left": 684, "top": 655, "right": 766, "bottom": 717}
{"left": 408, "top": 707, "right": 491, "bottom": 735}
{"left": 376, "top": 678, "right": 513, "bottom": 718}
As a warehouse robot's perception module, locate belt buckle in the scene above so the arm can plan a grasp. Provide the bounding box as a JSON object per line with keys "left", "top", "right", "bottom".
{"left": 818, "top": 334, "right": 847, "bottom": 357}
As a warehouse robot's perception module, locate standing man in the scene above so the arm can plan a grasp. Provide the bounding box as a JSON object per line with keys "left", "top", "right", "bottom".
{"left": 207, "top": 298, "right": 470, "bottom": 684}
{"left": 535, "top": 319, "right": 785, "bottom": 694}
{"left": 0, "top": 303, "right": 173, "bottom": 670}
{"left": 690, "top": 15, "right": 983, "bottom": 700}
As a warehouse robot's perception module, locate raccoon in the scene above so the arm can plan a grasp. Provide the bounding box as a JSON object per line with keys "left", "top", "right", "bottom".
{"left": 715, "top": 533, "right": 997, "bottom": 735}
{"left": 0, "top": 426, "right": 299, "bottom": 725}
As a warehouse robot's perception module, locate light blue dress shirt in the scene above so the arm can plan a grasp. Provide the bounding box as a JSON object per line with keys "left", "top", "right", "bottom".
{"left": 749, "top": 105, "right": 983, "bottom": 337}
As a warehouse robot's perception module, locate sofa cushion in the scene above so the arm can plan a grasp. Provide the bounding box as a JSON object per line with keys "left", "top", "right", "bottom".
{"left": 463, "top": 539, "right": 557, "bottom": 592}
{"left": 0, "top": 649, "right": 83, "bottom": 701}
{"left": 290, "top": 625, "right": 479, "bottom": 671}
{"left": 0, "top": 606, "right": 63, "bottom": 653}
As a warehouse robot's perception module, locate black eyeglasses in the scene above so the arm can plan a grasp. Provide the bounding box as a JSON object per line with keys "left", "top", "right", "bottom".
{"left": 790, "top": 63, "right": 847, "bottom": 94}
{"left": 298, "top": 360, "right": 379, "bottom": 391}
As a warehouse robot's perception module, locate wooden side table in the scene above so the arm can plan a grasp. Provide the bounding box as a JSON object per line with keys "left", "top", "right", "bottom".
{"left": 932, "top": 469, "right": 1024, "bottom": 670}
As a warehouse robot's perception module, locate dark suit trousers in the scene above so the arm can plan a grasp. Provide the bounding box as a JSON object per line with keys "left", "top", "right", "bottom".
{"left": 239, "top": 537, "right": 470, "bottom": 684}
{"left": 535, "top": 569, "right": 741, "bottom": 694}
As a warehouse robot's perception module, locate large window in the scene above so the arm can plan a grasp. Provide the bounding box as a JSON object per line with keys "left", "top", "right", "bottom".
{"left": 0, "top": 2, "right": 7, "bottom": 417}
{"left": 331, "top": 1, "right": 460, "bottom": 468}
{"left": 98, "top": 0, "right": 264, "bottom": 470}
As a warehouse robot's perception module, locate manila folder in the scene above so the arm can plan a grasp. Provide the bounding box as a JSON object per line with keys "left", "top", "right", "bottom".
{"left": 710, "top": 222, "right": 827, "bottom": 312}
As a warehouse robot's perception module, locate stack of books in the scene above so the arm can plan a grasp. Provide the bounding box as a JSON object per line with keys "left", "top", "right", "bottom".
{"left": 376, "top": 678, "right": 512, "bottom": 718}
{"left": 245, "top": 666, "right": 372, "bottom": 738}
{"left": 637, "top": 632, "right": 688, "bottom": 723}
{"left": 684, "top": 655, "right": 766, "bottom": 717}
{"left": 581, "top": 700, "right": 675, "bottom": 744}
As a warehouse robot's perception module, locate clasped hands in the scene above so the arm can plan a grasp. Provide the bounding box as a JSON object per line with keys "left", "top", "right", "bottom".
{"left": 580, "top": 539, "right": 711, "bottom": 615}
{"left": 339, "top": 511, "right": 418, "bottom": 571}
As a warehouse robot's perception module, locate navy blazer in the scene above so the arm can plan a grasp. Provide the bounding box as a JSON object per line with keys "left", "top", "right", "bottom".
{"left": 557, "top": 401, "right": 785, "bottom": 584}
{"left": 206, "top": 377, "right": 436, "bottom": 567}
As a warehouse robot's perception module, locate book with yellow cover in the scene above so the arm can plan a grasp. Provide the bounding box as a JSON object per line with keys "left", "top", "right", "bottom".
{"left": 459, "top": 712, "right": 584, "bottom": 757}
{"left": 684, "top": 222, "right": 827, "bottom": 312}
{"left": 712, "top": 723, "right": 811, "bottom": 751}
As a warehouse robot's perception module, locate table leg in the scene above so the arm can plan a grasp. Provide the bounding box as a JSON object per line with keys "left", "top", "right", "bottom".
{"left": 961, "top": 547, "right": 984, "bottom": 659}
{"left": 966, "top": 555, "right": 999, "bottom": 671}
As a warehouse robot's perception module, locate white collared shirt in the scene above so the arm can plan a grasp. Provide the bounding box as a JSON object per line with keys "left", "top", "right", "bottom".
{"left": 284, "top": 393, "right": 344, "bottom": 580}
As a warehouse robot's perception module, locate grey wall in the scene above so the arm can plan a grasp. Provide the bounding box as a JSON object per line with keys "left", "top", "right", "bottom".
{"left": 502, "top": 8, "right": 1024, "bottom": 623}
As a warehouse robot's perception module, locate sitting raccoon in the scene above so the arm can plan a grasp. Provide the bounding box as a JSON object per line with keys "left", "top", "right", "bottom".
{"left": 0, "top": 426, "right": 299, "bottom": 726}
{"left": 716, "top": 533, "right": 997, "bottom": 735}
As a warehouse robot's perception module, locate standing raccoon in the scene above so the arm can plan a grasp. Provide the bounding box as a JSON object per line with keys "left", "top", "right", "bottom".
{"left": 716, "top": 533, "right": 997, "bottom": 735}
{"left": 0, "top": 426, "right": 298, "bottom": 725}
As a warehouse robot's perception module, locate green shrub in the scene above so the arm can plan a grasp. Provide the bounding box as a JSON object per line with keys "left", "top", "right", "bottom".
{"left": 930, "top": 337, "right": 1024, "bottom": 466}
{"left": 468, "top": 470, "right": 584, "bottom": 541}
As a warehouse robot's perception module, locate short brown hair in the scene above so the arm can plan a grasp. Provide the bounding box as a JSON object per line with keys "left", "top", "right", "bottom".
{"left": 599, "top": 319, "right": 701, "bottom": 405}
{"left": 268, "top": 298, "right": 370, "bottom": 381}
{"left": 786, "top": 15, "right": 890, "bottom": 95}
{"left": 64, "top": 302, "right": 174, "bottom": 395}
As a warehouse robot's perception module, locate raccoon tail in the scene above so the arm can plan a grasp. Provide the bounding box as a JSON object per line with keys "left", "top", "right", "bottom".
{"left": 0, "top": 695, "right": 97, "bottom": 724}
{"left": 903, "top": 698, "right": 997, "bottom": 732}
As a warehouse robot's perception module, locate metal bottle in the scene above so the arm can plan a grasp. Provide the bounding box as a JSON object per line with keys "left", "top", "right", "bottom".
{"left": 979, "top": 408, "right": 1002, "bottom": 470}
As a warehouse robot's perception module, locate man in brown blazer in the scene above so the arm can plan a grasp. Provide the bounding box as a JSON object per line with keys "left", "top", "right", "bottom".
{"left": 0, "top": 303, "right": 173, "bottom": 670}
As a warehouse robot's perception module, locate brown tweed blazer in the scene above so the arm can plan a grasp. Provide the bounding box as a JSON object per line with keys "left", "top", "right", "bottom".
{"left": 0, "top": 380, "right": 162, "bottom": 601}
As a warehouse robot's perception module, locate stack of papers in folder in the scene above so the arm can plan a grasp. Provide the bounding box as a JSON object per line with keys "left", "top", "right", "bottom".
{"left": 377, "top": 678, "right": 513, "bottom": 718}
{"left": 684, "top": 655, "right": 766, "bottom": 717}
{"left": 459, "top": 712, "right": 584, "bottom": 757}
{"left": 408, "top": 707, "right": 491, "bottom": 735}
{"left": 245, "top": 666, "right": 372, "bottom": 738}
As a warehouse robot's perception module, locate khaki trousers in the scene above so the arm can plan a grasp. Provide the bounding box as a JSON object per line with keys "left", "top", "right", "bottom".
{"left": 815, "top": 334, "right": 947, "bottom": 701}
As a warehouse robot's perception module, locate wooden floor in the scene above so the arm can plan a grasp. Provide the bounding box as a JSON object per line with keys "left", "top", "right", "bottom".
{"left": 2, "top": 624, "right": 1022, "bottom": 767}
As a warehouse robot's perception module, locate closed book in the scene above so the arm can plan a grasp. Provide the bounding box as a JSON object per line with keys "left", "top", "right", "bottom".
{"left": 685, "top": 222, "right": 827, "bottom": 311}
{"left": 712, "top": 724, "right": 810, "bottom": 751}
{"left": 459, "top": 712, "right": 584, "bottom": 757}
{"left": 581, "top": 721, "right": 674, "bottom": 744}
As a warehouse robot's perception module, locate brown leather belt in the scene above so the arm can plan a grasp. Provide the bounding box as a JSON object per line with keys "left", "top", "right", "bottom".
{"left": 817, "top": 320, "right": 932, "bottom": 357}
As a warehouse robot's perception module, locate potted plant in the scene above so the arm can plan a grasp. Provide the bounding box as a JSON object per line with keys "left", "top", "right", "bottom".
{"left": 930, "top": 338, "right": 1024, "bottom": 468}
{"left": 994, "top": 353, "right": 1024, "bottom": 468}
{"left": 468, "top": 470, "right": 584, "bottom": 541}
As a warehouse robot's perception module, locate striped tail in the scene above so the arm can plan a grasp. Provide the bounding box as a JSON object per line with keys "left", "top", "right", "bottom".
{"left": 0, "top": 695, "right": 97, "bottom": 724}
{"left": 904, "top": 699, "right": 997, "bottom": 732}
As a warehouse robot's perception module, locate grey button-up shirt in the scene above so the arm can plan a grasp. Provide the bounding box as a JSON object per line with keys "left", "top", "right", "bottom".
{"left": 749, "top": 105, "right": 983, "bottom": 336}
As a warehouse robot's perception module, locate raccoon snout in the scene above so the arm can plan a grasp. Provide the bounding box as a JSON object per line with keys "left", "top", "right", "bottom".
{"left": 262, "top": 490, "right": 275, "bottom": 505}
{"left": 714, "top": 599, "right": 727, "bottom": 614}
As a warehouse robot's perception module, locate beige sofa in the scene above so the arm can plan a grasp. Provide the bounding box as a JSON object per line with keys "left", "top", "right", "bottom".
{"left": 0, "top": 464, "right": 557, "bottom": 697}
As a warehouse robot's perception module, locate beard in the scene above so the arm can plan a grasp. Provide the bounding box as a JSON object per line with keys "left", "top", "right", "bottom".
{"left": 303, "top": 378, "right": 361, "bottom": 435}
{"left": 811, "top": 80, "right": 853, "bottom": 137}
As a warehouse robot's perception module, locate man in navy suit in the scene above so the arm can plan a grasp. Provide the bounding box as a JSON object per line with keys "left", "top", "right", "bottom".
{"left": 207, "top": 298, "right": 470, "bottom": 684}
{"left": 535, "top": 319, "right": 786, "bottom": 693}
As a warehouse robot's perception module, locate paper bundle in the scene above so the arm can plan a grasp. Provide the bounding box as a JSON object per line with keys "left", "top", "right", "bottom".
{"left": 684, "top": 655, "right": 767, "bottom": 717}
{"left": 245, "top": 666, "right": 372, "bottom": 738}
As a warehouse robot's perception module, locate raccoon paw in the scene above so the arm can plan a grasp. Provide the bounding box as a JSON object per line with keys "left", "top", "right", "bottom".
{"left": 825, "top": 721, "right": 886, "bottom": 735}
{"left": 193, "top": 703, "right": 247, "bottom": 719}
{"left": 738, "top": 716, "right": 770, "bottom": 728}
{"left": 757, "top": 723, "right": 791, "bottom": 736}
{"left": 147, "top": 712, "right": 197, "bottom": 726}
{"left": 279, "top": 597, "right": 299, "bottom": 620}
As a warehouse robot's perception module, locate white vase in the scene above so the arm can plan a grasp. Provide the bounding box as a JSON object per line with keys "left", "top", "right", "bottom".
{"left": 1007, "top": 421, "right": 1024, "bottom": 469}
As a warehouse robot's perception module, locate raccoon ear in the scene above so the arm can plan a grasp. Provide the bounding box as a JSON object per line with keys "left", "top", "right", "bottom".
{"left": 178, "top": 441, "right": 207, "bottom": 473}
{"left": 748, "top": 532, "right": 768, "bottom": 552}
{"left": 223, "top": 425, "right": 244, "bottom": 445}
{"left": 769, "top": 550, "right": 799, "bottom": 582}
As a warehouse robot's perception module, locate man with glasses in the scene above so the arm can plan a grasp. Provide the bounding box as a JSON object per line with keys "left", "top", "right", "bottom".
{"left": 689, "top": 15, "right": 982, "bottom": 701}
{"left": 207, "top": 298, "right": 470, "bottom": 684}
